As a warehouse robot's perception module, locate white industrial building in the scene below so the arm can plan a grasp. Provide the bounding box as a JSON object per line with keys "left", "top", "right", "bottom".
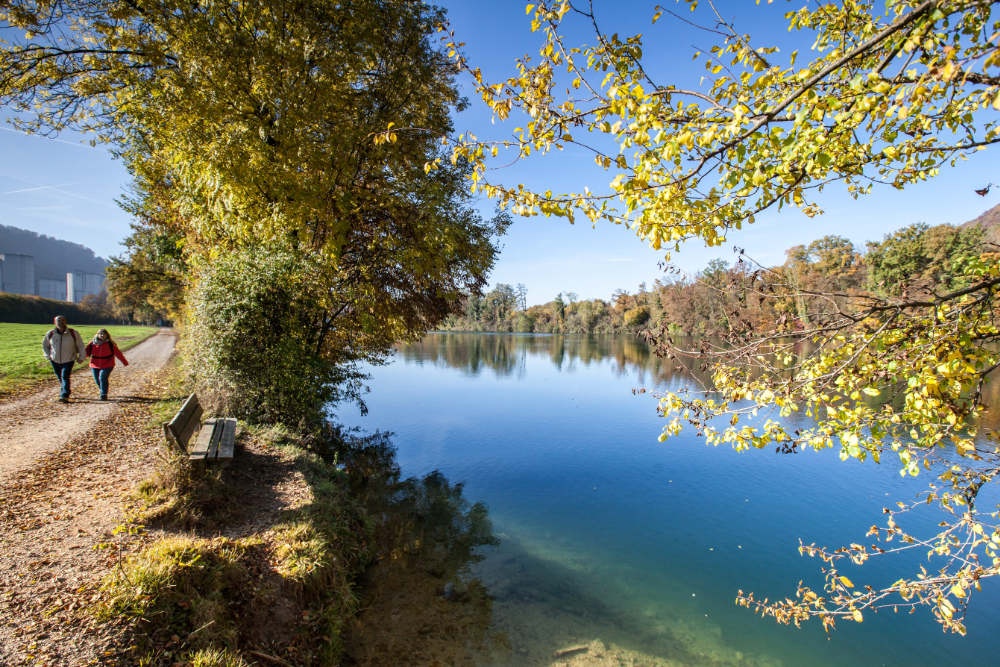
{"left": 38, "top": 278, "right": 69, "bottom": 301}
{"left": 0, "top": 253, "right": 105, "bottom": 302}
{"left": 67, "top": 270, "right": 105, "bottom": 303}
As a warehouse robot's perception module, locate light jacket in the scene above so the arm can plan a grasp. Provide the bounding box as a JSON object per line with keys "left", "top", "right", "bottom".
{"left": 86, "top": 340, "right": 129, "bottom": 370}
{"left": 43, "top": 327, "right": 85, "bottom": 364}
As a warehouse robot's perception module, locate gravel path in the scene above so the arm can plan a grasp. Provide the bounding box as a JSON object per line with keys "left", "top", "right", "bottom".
{"left": 0, "top": 329, "right": 178, "bottom": 665}
{"left": 0, "top": 329, "right": 177, "bottom": 482}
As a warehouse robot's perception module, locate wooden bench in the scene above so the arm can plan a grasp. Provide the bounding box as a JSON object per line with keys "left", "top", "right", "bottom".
{"left": 163, "top": 393, "right": 237, "bottom": 463}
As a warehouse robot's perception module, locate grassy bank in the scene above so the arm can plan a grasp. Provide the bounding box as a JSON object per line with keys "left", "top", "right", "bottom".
{"left": 95, "top": 363, "right": 499, "bottom": 665}
{"left": 104, "top": 428, "right": 366, "bottom": 665}
{"left": 0, "top": 323, "right": 161, "bottom": 396}
{"left": 89, "top": 357, "right": 370, "bottom": 665}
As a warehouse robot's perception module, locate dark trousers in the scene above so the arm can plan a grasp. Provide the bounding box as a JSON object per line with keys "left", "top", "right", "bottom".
{"left": 50, "top": 360, "right": 74, "bottom": 399}
{"left": 92, "top": 367, "right": 113, "bottom": 398}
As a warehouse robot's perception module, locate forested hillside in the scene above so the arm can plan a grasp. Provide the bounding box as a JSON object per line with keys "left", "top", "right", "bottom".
{"left": 443, "top": 203, "right": 1000, "bottom": 337}
{"left": 0, "top": 224, "right": 107, "bottom": 278}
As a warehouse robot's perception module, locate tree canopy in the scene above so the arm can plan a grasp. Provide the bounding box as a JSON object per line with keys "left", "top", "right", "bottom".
{"left": 1, "top": 0, "right": 508, "bottom": 424}
{"left": 449, "top": 0, "right": 1000, "bottom": 634}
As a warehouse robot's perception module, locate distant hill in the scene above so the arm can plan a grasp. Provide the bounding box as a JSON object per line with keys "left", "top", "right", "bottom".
{"left": 0, "top": 225, "right": 107, "bottom": 281}
{"left": 961, "top": 201, "right": 1000, "bottom": 245}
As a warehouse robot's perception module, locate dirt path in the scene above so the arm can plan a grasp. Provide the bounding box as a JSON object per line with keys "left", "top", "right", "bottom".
{"left": 0, "top": 329, "right": 178, "bottom": 665}
{"left": 0, "top": 329, "right": 177, "bottom": 483}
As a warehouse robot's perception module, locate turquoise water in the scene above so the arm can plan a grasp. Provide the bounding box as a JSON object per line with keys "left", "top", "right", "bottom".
{"left": 337, "top": 333, "right": 1000, "bottom": 666}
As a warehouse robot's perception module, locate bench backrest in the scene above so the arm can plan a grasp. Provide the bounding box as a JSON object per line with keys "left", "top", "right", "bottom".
{"left": 163, "top": 393, "right": 203, "bottom": 453}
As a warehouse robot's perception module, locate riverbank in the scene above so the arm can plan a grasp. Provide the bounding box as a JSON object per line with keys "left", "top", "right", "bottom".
{"left": 0, "top": 330, "right": 368, "bottom": 664}
{"left": 0, "top": 329, "right": 508, "bottom": 666}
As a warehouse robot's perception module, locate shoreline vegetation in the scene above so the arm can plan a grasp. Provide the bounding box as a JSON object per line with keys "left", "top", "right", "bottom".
{"left": 118, "top": 376, "right": 501, "bottom": 664}
{"left": 438, "top": 217, "right": 998, "bottom": 339}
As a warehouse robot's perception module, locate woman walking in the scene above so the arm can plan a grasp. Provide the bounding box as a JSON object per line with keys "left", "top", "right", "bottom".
{"left": 85, "top": 329, "right": 129, "bottom": 400}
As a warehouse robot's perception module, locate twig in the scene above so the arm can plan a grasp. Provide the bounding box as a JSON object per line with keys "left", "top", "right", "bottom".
{"left": 187, "top": 619, "right": 215, "bottom": 639}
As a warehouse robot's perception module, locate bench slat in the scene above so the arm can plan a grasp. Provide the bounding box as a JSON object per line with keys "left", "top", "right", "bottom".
{"left": 189, "top": 417, "right": 217, "bottom": 461}
{"left": 205, "top": 419, "right": 222, "bottom": 460}
{"left": 216, "top": 418, "right": 237, "bottom": 460}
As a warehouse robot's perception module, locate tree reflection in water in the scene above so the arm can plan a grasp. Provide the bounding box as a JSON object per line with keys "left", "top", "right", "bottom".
{"left": 330, "top": 428, "right": 504, "bottom": 665}
{"left": 397, "top": 332, "right": 708, "bottom": 389}
{"left": 402, "top": 333, "right": 1000, "bottom": 439}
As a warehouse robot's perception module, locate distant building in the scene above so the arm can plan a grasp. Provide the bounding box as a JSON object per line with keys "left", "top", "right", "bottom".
{"left": 38, "top": 278, "right": 67, "bottom": 301}
{"left": 0, "top": 253, "right": 35, "bottom": 295}
{"left": 67, "top": 271, "right": 105, "bottom": 303}
{"left": 0, "top": 252, "right": 105, "bottom": 301}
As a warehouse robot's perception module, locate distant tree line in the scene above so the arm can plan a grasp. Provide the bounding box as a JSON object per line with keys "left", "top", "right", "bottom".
{"left": 442, "top": 222, "right": 992, "bottom": 337}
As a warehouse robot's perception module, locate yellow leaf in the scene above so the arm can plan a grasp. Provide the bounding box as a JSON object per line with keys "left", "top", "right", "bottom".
{"left": 851, "top": 608, "right": 863, "bottom": 623}
{"left": 839, "top": 575, "right": 854, "bottom": 588}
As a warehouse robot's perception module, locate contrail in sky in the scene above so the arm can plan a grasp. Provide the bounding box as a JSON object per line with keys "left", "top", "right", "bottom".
{"left": 3, "top": 185, "right": 73, "bottom": 195}
{"left": 0, "top": 125, "right": 95, "bottom": 148}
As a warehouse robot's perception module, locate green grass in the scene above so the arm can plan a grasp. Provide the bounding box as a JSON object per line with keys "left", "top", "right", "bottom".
{"left": 0, "top": 323, "right": 162, "bottom": 396}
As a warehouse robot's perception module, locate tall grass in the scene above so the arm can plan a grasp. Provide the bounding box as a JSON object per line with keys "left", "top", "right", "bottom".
{"left": 0, "top": 323, "right": 161, "bottom": 395}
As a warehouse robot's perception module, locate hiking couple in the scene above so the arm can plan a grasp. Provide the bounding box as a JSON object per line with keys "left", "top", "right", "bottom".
{"left": 42, "top": 315, "right": 129, "bottom": 403}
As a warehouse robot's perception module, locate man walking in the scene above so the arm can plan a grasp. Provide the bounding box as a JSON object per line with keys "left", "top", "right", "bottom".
{"left": 42, "top": 315, "right": 85, "bottom": 403}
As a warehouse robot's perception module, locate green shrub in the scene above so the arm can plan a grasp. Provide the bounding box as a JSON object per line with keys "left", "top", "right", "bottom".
{"left": 183, "top": 246, "right": 367, "bottom": 426}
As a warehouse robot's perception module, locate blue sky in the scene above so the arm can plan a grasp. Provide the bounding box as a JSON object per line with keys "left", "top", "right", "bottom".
{"left": 1, "top": 1, "right": 998, "bottom": 307}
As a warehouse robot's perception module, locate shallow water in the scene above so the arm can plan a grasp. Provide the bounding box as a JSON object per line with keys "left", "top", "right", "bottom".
{"left": 337, "top": 333, "right": 1000, "bottom": 666}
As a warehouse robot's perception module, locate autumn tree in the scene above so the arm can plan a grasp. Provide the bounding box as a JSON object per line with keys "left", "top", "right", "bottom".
{"left": 482, "top": 283, "right": 519, "bottom": 330}
{"left": 866, "top": 222, "right": 988, "bottom": 296}
{"left": 553, "top": 291, "right": 567, "bottom": 329}
{"left": 104, "top": 173, "right": 189, "bottom": 325}
{"left": 777, "top": 235, "right": 867, "bottom": 324}
{"left": 1, "top": 0, "right": 507, "bottom": 424}
{"left": 104, "top": 232, "right": 184, "bottom": 325}
{"left": 516, "top": 283, "right": 529, "bottom": 311}
{"left": 450, "top": 0, "right": 1000, "bottom": 634}
{"left": 789, "top": 236, "right": 866, "bottom": 294}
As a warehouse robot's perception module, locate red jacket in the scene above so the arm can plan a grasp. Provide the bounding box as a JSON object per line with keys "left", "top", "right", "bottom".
{"left": 86, "top": 340, "right": 129, "bottom": 369}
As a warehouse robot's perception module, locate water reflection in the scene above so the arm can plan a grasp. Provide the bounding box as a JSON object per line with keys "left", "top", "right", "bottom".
{"left": 403, "top": 333, "right": 1000, "bottom": 435}
{"left": 400, "top": 332, "right": 708, "bottom": 389}
{"left": 332, "top": 429, "right": 502, "bottom": 665}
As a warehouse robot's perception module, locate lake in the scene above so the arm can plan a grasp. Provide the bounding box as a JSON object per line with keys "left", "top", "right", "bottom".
{"left": 337, "top": 332, "right": 1000, "bottom": 666}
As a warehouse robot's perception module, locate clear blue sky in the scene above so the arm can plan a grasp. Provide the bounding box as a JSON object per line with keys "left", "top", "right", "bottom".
{"left": 1, "top": 1, "right": 998, "bottom": 307}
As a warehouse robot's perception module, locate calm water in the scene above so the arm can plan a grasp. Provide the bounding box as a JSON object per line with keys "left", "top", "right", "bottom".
{"left": 337, "top": 333, "right": 1000, "bottom": 666}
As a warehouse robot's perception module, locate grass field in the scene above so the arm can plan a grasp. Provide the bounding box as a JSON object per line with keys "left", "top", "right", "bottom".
{"left": 0, "top": 323, "right": 163, "bottom": 396}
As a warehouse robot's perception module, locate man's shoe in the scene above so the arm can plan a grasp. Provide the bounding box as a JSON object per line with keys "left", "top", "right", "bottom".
{"left": 58, "top": 397, "right": 69, "bottom": 403}
{"left": 100, "top": 395, "right": 108, "bottom": 401}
